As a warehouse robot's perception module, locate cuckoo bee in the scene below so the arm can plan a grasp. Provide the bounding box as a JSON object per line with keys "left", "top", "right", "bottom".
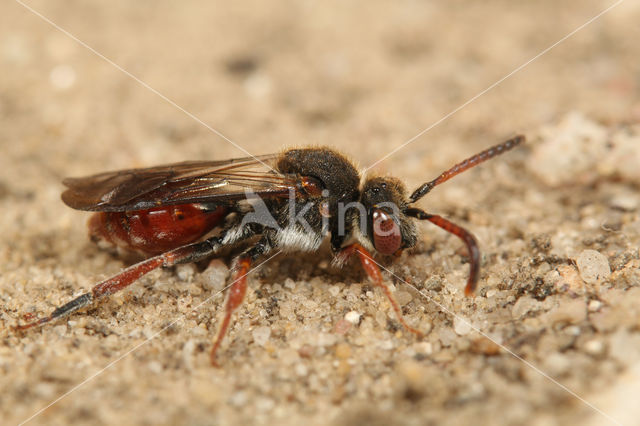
{"left": 16, "top": 135, "right": 524, "bottom": 365}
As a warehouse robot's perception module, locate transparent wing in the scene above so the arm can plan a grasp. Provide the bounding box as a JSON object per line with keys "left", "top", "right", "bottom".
{"left": 61, "top": 154, "right": 296, "bottom": 211}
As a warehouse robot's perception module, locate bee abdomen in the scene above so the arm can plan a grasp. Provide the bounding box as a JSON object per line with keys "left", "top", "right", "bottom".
{"left": 88, "top": 204, "right": 227, "bottom": 255}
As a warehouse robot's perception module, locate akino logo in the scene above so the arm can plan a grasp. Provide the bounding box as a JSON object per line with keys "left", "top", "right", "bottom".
{"left": 238, "top": 188, "right": 402, "bottom": 238}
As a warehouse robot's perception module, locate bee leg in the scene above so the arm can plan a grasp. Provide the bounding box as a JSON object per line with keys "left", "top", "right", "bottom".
{"left": 210, "top": 235, "right": 273, "bottom": 366}
{"left": 405, "top": 209, "right": 480, "bottom": 296}
{"left": 14, "top": 237, "right": 225, "bottom": 331}
{"left": 338, "top": 243, "right": 424, "bottom": 338}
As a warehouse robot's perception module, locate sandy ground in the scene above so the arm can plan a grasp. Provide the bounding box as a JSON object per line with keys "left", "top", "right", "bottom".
{"left": 1, "top": 1, "right": 640, "bottom": 425}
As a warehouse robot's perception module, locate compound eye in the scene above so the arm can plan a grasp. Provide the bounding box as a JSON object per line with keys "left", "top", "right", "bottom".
{"left": 372, "top": 208, "right": 402, "bottom": 255}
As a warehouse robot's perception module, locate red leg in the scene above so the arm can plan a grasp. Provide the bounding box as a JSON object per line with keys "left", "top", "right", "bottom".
{"left": 424, "top": 215, "right": 479, "bottom": 296}
{"left": 210, "top": 257, "right": 250, "bottom": 367}
{"left": 405, "top": 209, "right": 480, "bottom": 296}
{"left": 14, "top": 241, "right": 216, "bottom": 331}
{"left": 339, "top": 243, "right": 424, "bottom": 337}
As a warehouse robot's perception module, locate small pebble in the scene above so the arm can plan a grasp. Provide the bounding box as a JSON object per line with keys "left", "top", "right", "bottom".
{"left": 53, "top": 325, "right": 67, "bottom": 336}
{"left": 414, "top": 341, "right": 433, "bottom": 356}
{"left": 588, "top": 300, "right": 603, "bottom": 312}
{"left": 379, "top": 340, "right": 394, "bottom": 350}
{"left": 375, "top": 310, "right": 387, "bottom": 328}
{"left": 512, "top": 296, "right": 541, "bottom": 319}
{"left": 544, "top": 299, "right": 587, "bottom": 325}
{"left": 333, "top": 319, "right": 351, "bottom": 335}
{"left": 337, "top": 359, "right": 351, "bottom": 377}
{"left": 397, "top": 360, "right": 427, "bottom": 389}
{"left": 298, "top": 344, "right": 314, "bottom": 358}
{"left": 395, "top": 291, "right": 413, "bottom": 306}
{"left": 565, "top": 325, "right": 581, "bottom": 336}
{"left": 576, "top": 250, "right": 611, "bottom": 284}
{"left": 438, "top": 328, "right": 457, "bottom": 347}
{"left": 202, "top": 260, "right": 229, "bottom": 291}
{"left": 584, "top": 339, "right": 605, "bottom": 356}
{"left": 188, "top": 284, "right": 202, "bottom": 296}
{"left": 294, "top": 363, "right": 308, "bottom": 377}
{"left": 335, "top": 343, "right": 352, "bottom": 359}
{"left": 453, "top": 316, "right": 473, "bottom": 335}
{"left": 147, "top": 361, "right": 163, "bottom": 374}
{"left": 230, "top": 391, "right": 247, "bottom": 407}
{"left": 554, "top": 265, "right": 584, "bottom": 294}
{"left": 544, "top": 352, "right": 571, "bottom": 376}
{"left": 609, "top": 330, "right": 640, "bottom": 365}
{"left": 314, "top": 333, "right": 337, "bottom": 347}
{"left": 50, "top": 64, "right": 76, "bottom": 90}
{"left": 424, "top": 276, "right": 442, "bottom": 291}
{"left": 252, "top": 326, "right": 271, "bottom": 347}
{"left": 176, "top": 264, "right": 195, "bottom": 281}
{"left": 610, "top": 193, "right": 639, "bottom": 211}
{"left": 344, "top": 311, "right": 360, "bottom": 324}
{"left": 470, "top": 337, "right": 501, "bottom": 356}
{"left": 605, "top": 127, "right": 640, "bottom": 183}
{"left": 182, "top": 339, "right": 196, "bottom": 369}
{"left": 33, "top": 383, "right": 56, "bottom": 399}
{"left": 279, "top": 301, "right": 296, "bottom": 321}
{"left": 527, "top": 112, "right": 608, "bottom": 187}
{"left": 328, "top": 285, "right": 341, "bottom": 297}
{"left": 244, "top": 72, "right": 272, "bottom": 99}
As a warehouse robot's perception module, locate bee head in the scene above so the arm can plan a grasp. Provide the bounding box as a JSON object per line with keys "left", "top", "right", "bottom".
{"left": 360, "top": 176, "right": 417, "bottom": 255}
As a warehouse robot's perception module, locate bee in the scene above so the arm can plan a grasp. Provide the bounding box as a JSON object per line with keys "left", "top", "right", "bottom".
{"left": 16, "top": 135, "right": 524, "bottom": 365}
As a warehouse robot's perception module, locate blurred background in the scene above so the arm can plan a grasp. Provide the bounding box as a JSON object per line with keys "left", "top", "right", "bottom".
{"left": 1, "top": 1, "right": 639, "bottom": 425}
{"left": 2, "top": 1, "right": 638, "bottom": 178}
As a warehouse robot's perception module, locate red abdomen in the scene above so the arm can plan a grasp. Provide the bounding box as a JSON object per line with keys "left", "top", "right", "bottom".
{"left": 88, "top": 204, "right": 227, "bottom": 255}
